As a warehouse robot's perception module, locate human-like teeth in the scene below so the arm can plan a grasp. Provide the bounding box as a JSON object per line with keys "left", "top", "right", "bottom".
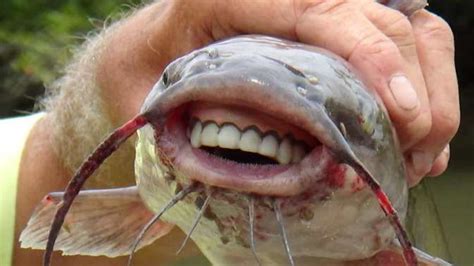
{"left": 217, "top": 124, "right": 241, "bottom": 149}
{"left": 190, "top": 121, "right": 202, "bottom": 148}
{"left": 292, "top": 143, "right": 305, "bottom": 163}
{"left": 189, "top": 120, "right": 308, "bottom": 164}
{"left": 239, "top": 129, "right": 261, "bottom": 153}
{"left": 258, "top": 135, "right": 279, "bottom": 158}
{"left": 277, "top": 138, "right": 292, "bottom": 164}
{"left": 200, "top": 123, "right": 219, "bottom": 147}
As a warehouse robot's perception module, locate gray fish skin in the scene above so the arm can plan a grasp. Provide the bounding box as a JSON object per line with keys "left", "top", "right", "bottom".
{"left": 136, "top": 36, "right": 408, "bottom": 265}
{"left": 376, "top": 0, "right": 428, "bottom": 16}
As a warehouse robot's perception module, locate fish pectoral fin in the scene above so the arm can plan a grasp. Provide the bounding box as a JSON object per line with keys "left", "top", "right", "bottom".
{"left": 20, "top": 186, "right": 174, "bottom": 257}
{"left": 350, "top": 241, "right": 452, "bottom": 266}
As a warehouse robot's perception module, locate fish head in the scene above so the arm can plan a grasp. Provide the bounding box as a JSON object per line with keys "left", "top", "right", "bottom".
{"left": 136, "top": 35, "right": 408, "bottom": 264}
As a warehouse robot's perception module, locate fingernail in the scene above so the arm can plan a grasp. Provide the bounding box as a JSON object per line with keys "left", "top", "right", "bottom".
{"left": 411, "top": 151, "right": 433, "bottom": 176}
{"left": 389, "top": 75, "right": 420, "bottom": 110}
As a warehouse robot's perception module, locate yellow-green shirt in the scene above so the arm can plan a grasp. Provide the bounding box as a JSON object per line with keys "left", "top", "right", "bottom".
{"left": 0, "top": 113, "right": 44, "bottom": 266}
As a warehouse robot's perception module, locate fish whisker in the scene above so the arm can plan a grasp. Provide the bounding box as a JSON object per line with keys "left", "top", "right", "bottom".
{"left": 127, "top": 182, "right": 198, "bottom": 266}
{"left": 248, "top": 196, "right": 261, "bottom": 266}
{"left": 273, "top": 199, "right": 295, "bottom": 266}
{"left": 176, "top": 190, "right": 213, "bottom": 255}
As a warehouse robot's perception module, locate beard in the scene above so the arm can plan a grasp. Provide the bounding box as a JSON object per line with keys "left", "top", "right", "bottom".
{"left": 41, "top": 18, "right": 138, "bottom": 189}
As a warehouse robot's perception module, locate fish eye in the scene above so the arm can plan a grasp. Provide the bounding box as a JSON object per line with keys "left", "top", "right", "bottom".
{"left": 162, "top": 71, "right": 169, "bottom": 86}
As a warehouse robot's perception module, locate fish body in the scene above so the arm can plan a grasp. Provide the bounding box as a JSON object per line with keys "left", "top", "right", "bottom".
{"left": 21, "top": 35, "right": 449, "bottom": 266}
{"left": 136, "top": 36, "right": 406, "bottom": 265}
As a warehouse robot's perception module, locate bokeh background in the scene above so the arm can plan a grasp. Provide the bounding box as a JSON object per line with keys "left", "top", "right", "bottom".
{"left": 0, "top": 0, "right": 472, "bottom": 265}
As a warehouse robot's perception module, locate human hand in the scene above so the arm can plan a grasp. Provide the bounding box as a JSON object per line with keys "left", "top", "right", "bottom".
{"left": 97, "top": 0, "right": 459, "bottom": 187}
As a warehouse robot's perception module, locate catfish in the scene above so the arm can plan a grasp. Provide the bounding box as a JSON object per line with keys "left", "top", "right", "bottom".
{"left": 21, "top": 1, "right": 453, "bottom": 265}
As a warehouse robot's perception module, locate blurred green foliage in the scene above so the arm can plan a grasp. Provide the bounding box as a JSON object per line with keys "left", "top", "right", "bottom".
{"left": 0, "top": 0, "right": 140, "bottom": 83}
{"left": 0, "top": 0, "right": 140, "bottom": 116}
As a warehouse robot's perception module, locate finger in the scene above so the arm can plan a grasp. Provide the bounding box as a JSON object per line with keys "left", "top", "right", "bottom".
{"left": 407, "top": 10, "right": 459, "bottom": 179}
{"left": 405, "top": 152, "right": 429, "bottom": 186}
{"left": 427, "top": 144, "right": 450, "bottom": 177}
{"left": 361, "top": 2, "right": 432, "bottom": 151}
{"left": 406, "top": 144, "right": 450, "bottom": 186}
{"left": 209, "top": 0, "right": 298, "bottom": 40}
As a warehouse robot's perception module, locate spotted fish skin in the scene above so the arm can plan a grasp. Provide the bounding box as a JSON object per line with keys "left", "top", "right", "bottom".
{"left": 136, "top": 36, "right": 408, "bottom": 265}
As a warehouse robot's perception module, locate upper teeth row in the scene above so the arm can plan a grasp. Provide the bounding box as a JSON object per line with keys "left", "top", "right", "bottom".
{"left": 189, "top": 120, "right": 307, "bottom": 164}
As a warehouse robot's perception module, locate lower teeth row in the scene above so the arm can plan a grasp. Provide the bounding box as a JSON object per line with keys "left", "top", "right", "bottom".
{"left": 189, "top": 120, "right": 307, "bottom": 164}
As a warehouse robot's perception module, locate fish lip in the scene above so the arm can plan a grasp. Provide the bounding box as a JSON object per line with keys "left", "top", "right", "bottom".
{"left": 144, "top": 77, "right": 348, "bottom": 160}
{"left": 156, "top": 104, "right": 338, "bottom": 196}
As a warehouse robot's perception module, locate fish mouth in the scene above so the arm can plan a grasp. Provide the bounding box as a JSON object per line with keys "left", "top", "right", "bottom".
{"left": 143, "top": 44, "right": 359, "bottom": 197}
{"left": 156, "top": 100, "right": 346, "bottom": 197}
